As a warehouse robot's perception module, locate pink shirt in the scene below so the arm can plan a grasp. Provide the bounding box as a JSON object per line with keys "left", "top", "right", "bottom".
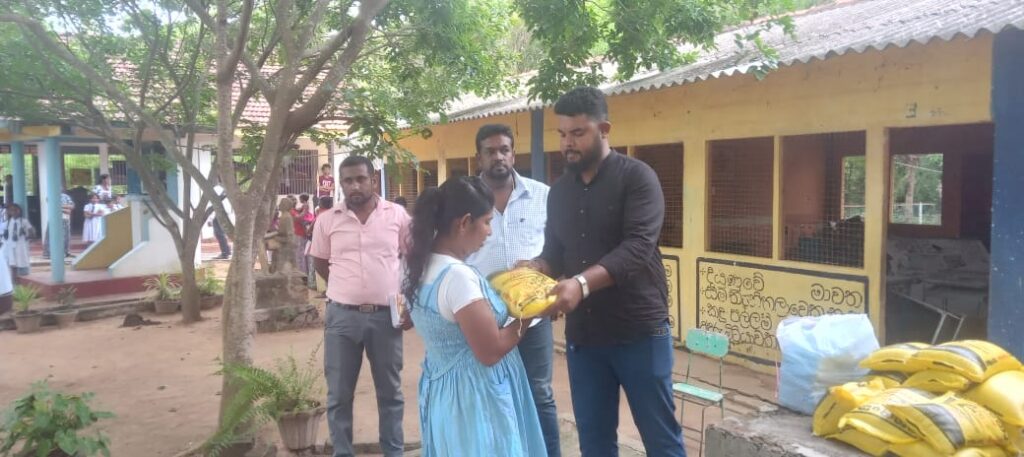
{"left": 309, "top": 198, "right": 411, "bottom": 305}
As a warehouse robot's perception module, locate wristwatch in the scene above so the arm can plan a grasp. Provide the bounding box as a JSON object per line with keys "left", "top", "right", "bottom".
{"left": 573, "top": 274, "right": 590, "bottom": 299}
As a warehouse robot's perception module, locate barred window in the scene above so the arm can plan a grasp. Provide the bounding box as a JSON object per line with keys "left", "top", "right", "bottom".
{"left": 635, "top": 143, "right": 683, "bottom": 248}
{"left": 446, "top": 158, "right": 470, "bottom": 179}
{"left": 420, "top": 161, "right": 439, "bottom": 190}
{"left": 781, "top": 132, "right": 865, "bottom": 268}
{"left": 385, "top": 162, "right": 418, "bottom": 208}
{"left": 708, "top": 137, "right": 774, "bottom": 258}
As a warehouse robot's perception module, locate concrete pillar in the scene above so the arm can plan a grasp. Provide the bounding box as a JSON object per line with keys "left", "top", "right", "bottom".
{"left": 43, "top": 137, "right": 66, "bottom": 283}
{"left": 530, "top": 110, "right": 546, "bottom": 183}
{"left": 98, "top": 143, "right": 110, "bottom": 175}
{"left": 988, "top": 28, "right": 1024, "bottom": 359}
{"left": 11, "top": 141, "right": 27, "bottom": 209}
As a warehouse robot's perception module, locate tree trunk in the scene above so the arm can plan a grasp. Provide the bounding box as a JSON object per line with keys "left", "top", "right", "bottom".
{"left": 180, "top": 259, "right": 202, "bottom": 323}
{"left": 903, "top": 156, "right": 919, "bottom": 220}
{"left": 218, "top": 205, "right": 258, "bottom": 419}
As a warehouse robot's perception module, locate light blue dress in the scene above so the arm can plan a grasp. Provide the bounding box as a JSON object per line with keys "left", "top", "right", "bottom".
{"left": 411, "top": 263, "right": 548, "bottom": 457}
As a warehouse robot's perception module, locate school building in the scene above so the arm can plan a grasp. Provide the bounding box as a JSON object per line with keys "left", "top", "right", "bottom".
{"left": 395, "top": 0, "right": 1024, "bottom": 370}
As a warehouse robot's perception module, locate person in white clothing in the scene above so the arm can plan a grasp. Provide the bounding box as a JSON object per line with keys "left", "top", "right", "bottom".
{"left": 2, "top": 203, "right": 34, "bottom": 277}
{"left": 82, "top": 193, "right": 108, "bottom": 244}
{"left": 93, "top": 174, "right": 113, "bottom": 204}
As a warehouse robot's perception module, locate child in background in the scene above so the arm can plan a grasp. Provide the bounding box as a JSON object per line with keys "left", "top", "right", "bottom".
{"left": 82, "top": 193, "right": 108, "bottom": 244}
{"left": 2, "top": 203, "right": 34, "bottom": 277}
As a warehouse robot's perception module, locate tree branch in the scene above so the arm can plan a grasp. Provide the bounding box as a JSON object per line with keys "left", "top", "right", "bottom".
{"left": 288, "top": 0, "right": 390, "bottom": 131}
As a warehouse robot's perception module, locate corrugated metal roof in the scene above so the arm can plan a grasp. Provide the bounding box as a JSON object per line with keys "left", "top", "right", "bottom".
{"left": 445, "top": 0, "right": 1024, "bottom": 122}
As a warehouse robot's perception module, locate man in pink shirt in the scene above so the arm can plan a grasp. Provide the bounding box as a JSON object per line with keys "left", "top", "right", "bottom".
{"left": 310, "top": 155, "right": 412, "bottom": 457}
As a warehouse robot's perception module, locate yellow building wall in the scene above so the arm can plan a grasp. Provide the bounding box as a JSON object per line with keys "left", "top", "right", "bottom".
{"left": 400, "top": 35, "right": 994, "bottom": 372}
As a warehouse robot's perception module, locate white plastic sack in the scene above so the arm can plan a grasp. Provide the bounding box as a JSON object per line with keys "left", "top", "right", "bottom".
{"left": 776, "top": 314, "right": 879, "bottom": 415}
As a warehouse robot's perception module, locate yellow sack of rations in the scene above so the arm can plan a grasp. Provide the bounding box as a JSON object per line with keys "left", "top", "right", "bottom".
{"left": 964, "top": 370, "right": 1024, "bottom": 426}
{"left": 860, "top": 343, "right": 931, "bottom": 372}
{"left": 813, "top": 379, "right": 887, "bottom": 436}
{"left": 889, "top": 442, "right": 1008, "bottom": 457}
{"left": 904, "top": 370, "right": 973, "bottom": 393}
{"left": 1003, "top": 424, "right": 1024, "bottom": 455}
{"left": 909, "top": 340, "right": 1021, "bottom": 383}
{"left": 489, "top": 268, "right": 557, "bottom": 319}
{"left": 838, "top": 388, "right": 935, "bottom": 445}
{"left": 865, "top": 371, "right": 910, "bottom": 389}
{"left": 887, "top": 393, "right": 1007, "bottom": 455}
{"left": 828, "top": 429, "right": 890, "bottom": 457}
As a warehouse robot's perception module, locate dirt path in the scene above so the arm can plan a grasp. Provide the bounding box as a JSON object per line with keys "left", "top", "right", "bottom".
{"left": 0, "top": 308, "right": 656, "bottom": 456}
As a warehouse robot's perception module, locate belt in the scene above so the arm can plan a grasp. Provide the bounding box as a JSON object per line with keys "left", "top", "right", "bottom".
{"left": 331, "top": 302, "right": 388, "bottom": 313}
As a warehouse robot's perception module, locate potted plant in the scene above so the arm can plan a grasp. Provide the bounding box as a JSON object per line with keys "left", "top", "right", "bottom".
{"left": 12, "top": 285, "right": 42, "bottom": 334}
{"left": 144, "top": 273, "right": 180, "bottom": 314}
{"left": 206, "top": 344, "right": 325, "bottom": 455}
{"left": 49, "top": 286, "right": 79, "bottom": 329}
{"left": 0, "top": 381, "right": 113, "bottom": 456}
{"left": 198, "top": 275, "right": 224, "bottom": 310}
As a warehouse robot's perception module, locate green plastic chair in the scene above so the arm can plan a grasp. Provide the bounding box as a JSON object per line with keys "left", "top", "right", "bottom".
{"left": 673, "top": 328, "right": 729, "bottom": 456}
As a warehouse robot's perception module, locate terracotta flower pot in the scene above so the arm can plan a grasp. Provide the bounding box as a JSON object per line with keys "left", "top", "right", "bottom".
{"left": 14, "top": 311, "right": 43, "bottom": 334}
{"left": 276, "top": 405, "right": 326, "bottom": 451}
{"left": 200, "top": 295, "right": 223, "bottom": 310}
{"left": 153, "top": 299, "right": 180, "bottom": 314}
{"left": 51, "top": 309, "right": 79, "bottom": 329}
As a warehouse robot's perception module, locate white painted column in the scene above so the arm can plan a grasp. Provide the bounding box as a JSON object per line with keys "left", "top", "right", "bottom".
{"left": 99, "top": 143, "right": 110, "bottom": 175}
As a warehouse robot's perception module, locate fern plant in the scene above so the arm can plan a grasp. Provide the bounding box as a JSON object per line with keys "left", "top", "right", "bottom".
{"left": 197, "top": 275, "right": 224, "bottom": 297}
{"left": 56, "top": 287, "right": 77, "bottom": 308}
{"left": 205, "top": 342, "right": 323, "bottom": 456}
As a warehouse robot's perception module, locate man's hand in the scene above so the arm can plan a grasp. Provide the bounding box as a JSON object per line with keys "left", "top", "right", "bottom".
{"left": 399, "top": 310, "right": 414, "bottom": 331}
{"left": 545, "top": 278, "right": 583, "bottom": 318}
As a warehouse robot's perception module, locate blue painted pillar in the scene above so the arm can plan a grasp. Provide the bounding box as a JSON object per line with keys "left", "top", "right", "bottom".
{"left": 43, "top": 137, "right": 65, "bottom": 283}
{"left": 166, "top": 166, "right": 179, "bottom": 206}
{"left": 127, "top": 168, "right": 142, "bottom": 194}
{"left": 988, "top": 28, "right": 1024, "bottom": 358}
{"left": 530, "top": 109, "right": 546, "bottom": 183}
{"left": 11, "top": 141, "right": 27, "bottom": 209}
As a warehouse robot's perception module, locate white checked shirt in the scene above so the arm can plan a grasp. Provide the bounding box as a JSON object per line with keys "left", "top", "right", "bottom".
{"left": 466, "top": 172, "right": 549, "bottom": 278}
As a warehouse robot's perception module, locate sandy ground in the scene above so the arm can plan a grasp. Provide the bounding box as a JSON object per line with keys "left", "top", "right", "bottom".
{"left": 0, "top": 303, "right": 658, "bottom": 456}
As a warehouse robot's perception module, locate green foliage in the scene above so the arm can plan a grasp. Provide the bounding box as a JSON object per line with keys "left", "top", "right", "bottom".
{"left": 204, "top": 344, "right": 323, "bottom": 456}
{"left": 0, "top": 381, "right": 113, "bottom": 457}
{"left": 56, "top": 287, "right": 78, "bottom": 308}
{"left": 891, "top": 153, "right": 944, "bottom": 225}
{"left": 12, "top": 285, "right": 39, "bottom": 314}
{"left": 198, "top": 275, "right": 224, "bottom": 297}
{"left": 144, "top": 273, "right": 180, "bottom": 301}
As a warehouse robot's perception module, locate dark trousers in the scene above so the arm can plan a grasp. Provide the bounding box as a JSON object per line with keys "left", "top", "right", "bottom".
{"left": 324, "top": 302, "right": 404, "bottom": 457}
{"left": 212, "top": 218, "right": 231, "bottom": 257}
{"left": 567, "top": 325, "right": 686, "bottom": 457}
{"left": 519, "top": 317, "right": 561, "bottom": 457}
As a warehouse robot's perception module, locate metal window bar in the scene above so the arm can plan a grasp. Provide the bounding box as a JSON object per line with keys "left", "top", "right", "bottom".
{"left": 708, "top": 137, "right": 774, "bottom": 258}
{"left": 636, "top": 143, "right": 684, "bottom": 248}
{"left": 781, "top": 132, "right": 866, "bottom": 268}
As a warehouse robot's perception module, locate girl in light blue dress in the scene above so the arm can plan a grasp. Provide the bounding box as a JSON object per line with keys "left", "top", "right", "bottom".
{"left": 403, "top": 176, "right": 547, "bottom": 457}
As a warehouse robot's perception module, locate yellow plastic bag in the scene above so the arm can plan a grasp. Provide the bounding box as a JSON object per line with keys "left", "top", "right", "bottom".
{"left": 860, "top": 343, "right": 931, "bottom": 372}
{"left": 964, "top": 370, "right": 1024, "bottom": 426}
{"left": 489, "top": 268, "right": 557, "bottom": 319}
{"left": 813, "top": 379, "right": 886, "bottom": 436}
{"left": 909, "top": 340, "right": 1021, "bottom": 383}
{"left": 828, "top": 428, "right": 890, "bottom": 457}
{"left": 904, "top": 370, "right": 973, "bottom": 393}
{"left": 1004, "top": 424, "right": 1024, "bottom": 455}
{"left": 838, "top": 388, "right": 935, "bottom": 444}
{"left": 953, "top": 447, "right": 1009, "bottom": 457}
{"left": 866, "top": 371, "right": 909, "bottom": 389}
{"left": 887, "top": 440, "right": 943, "bottom": 457}
{"left": 888, "top": 393, "right": 1008, "bottom": 454}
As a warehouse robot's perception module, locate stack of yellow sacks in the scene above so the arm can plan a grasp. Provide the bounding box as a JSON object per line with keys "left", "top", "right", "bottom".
{"left": 489, "top": 268, "right": 558, "bottom": 319}
{"left": 812, "top": 340, "right": 1024, "bottom": 457}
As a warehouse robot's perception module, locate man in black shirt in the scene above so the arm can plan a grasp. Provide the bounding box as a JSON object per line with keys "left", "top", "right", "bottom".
{"left": 520, "top": 87, "right": 686, "bottom": 456}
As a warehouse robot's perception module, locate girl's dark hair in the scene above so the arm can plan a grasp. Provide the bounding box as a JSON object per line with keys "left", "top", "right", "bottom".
{"left": 98, "top": 174, "right": 110, "bottom": 184}
{"left": 403, "top": 176, "right": 493, "bottom": 307}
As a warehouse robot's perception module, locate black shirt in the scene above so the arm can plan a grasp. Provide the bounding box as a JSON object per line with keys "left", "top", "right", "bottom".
{"left": 540, "top": 151, "right": 669, "bottom": 345}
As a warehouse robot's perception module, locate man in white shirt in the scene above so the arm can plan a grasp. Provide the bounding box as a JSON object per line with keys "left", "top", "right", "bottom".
{"left": 465, "top": 124, "right": 559, "bottom": 456}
